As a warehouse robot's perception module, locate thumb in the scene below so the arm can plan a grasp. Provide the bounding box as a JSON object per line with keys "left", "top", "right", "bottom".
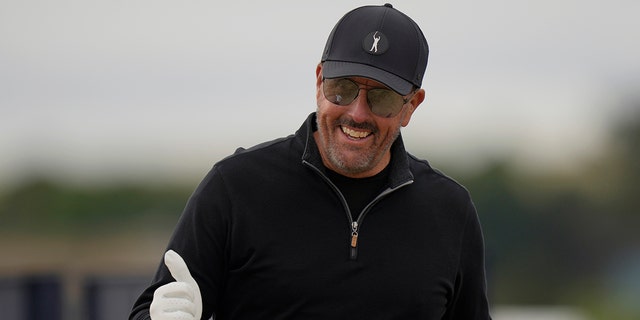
{"left": 156, "top": 250, "right": 203, "bottom": 320}
{"left": 164, "top": 250, "right": 196, "bottom": 286}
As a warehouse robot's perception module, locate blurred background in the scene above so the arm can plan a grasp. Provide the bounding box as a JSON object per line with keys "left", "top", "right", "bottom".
{"left": 1, "top": 0, "right": 638, "bottom": 319}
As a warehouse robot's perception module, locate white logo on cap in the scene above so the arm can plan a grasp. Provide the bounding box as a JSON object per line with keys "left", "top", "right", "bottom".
{"left": 370, "top": 31, "right": 381, "bottom": 53}
{"left": 362, "top": 31, "right": 388, "bottom": 56}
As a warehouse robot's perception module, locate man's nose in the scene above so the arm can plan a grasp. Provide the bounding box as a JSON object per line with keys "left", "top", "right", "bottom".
{"left": 346, "top": 88, "right": 373, "bottom": 123}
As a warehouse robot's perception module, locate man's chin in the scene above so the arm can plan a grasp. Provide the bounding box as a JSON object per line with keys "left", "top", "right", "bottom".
{"left": 327, "top": 153, "right": 372, "bottom": 175}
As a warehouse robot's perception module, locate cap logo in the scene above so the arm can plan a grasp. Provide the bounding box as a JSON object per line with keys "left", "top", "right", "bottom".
{"left": 362, "top": 31, "right": 388, "bottom": 55}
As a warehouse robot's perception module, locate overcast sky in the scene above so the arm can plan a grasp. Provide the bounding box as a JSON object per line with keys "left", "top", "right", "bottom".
{"left": 1, "top": 0, "right": 639, "bottom": 186}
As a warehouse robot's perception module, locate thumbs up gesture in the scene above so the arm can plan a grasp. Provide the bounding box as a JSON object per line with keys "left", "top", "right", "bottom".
{"left": 150, "top": 250, "right": 203, "bottom": 320}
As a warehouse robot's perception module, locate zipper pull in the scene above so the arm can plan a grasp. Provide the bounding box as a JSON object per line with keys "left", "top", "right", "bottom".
{"left": 350, "top": 221, "right": 359, "bottom": 247}
{"left": 349, "top": 221, "right": 360, "bottom": 260}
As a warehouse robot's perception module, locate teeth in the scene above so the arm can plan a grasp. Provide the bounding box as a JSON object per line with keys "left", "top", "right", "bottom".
{"left": 341, "top": 126, "right": 370, "bottom": 139}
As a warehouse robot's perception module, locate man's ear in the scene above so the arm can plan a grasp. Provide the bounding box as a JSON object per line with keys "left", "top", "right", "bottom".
{"left": 315, "top": 63, "right": 323, "bottom": 100}
{"left": 316, "top": 63, "right": 323, "bottom": 85}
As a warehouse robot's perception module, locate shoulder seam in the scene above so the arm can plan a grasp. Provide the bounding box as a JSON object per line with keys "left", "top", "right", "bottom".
{"left": 216, "top": 134, "right": 294, "bottom": 164}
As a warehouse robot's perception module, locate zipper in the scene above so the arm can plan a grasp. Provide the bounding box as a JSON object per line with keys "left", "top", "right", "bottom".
{"left": 303, "top": 160, "right": 413, "bottom": 260}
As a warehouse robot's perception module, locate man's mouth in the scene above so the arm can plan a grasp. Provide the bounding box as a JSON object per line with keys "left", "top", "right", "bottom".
{"left": 341, "top": 126, "right": 372, "bottom": 139}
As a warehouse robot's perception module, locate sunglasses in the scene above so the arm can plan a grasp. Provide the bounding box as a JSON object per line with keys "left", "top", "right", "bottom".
{"left": 322, "top": 77, "right": 415, "bottom": 118}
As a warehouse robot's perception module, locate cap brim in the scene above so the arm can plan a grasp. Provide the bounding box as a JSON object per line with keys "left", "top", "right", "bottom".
{"left": 322, "top": 61, "right": 414, "bottom": 95}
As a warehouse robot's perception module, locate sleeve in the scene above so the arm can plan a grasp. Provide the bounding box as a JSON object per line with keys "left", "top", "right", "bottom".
{"left": 442, "top": 198, "right": 492, "bottom": 320}
{"left": 129, "top": 166, "right": 231, "bottom": 320}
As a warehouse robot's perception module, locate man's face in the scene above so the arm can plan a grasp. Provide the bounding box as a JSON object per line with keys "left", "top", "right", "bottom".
{"left": 313, "top": 64, "right": 423, "bottom": 178}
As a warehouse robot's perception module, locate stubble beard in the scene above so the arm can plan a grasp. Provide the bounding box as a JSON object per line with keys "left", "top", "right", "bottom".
{"left": 315, "top": 114, "right": 401, "bottom": 176}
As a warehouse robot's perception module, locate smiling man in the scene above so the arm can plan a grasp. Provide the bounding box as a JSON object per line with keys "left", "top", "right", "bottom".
{"left": 130, "top": 4, "right": 491, "bottom": 320}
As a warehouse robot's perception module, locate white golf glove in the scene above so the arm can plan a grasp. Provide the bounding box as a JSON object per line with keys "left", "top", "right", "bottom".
{"left": 150, "top": 250, "right": 203, "bottom": 320}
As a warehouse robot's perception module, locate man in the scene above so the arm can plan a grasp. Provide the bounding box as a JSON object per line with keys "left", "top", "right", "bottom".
{"left": 130, "top": 4, "right": 491, "bottom": 320}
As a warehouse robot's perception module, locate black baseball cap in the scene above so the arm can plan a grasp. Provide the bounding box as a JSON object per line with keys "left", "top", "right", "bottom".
{"left": 321, "top": 3, "right": 429, "bottom": 95}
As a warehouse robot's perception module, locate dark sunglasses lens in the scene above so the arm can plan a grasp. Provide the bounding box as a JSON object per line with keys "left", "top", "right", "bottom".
{"left": 367, "top": 89, "right": 404, "bottom": 118}
{"left": 323, "top": 78, "right": 358, "bottom": 105}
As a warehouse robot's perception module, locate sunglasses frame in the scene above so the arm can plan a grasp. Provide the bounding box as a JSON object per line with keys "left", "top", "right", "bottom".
{"left": 322, "top": 77, "right": 417, "bottom": 118}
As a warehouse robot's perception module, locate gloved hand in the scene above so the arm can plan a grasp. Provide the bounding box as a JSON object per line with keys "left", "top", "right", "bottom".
{"left": 150, "top": 250, "right": 203, "bottom": 320}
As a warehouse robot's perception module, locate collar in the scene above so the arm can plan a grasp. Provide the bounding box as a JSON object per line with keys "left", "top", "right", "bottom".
{"left": 299, "top": 112, "right": 414, "bottom": 189}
